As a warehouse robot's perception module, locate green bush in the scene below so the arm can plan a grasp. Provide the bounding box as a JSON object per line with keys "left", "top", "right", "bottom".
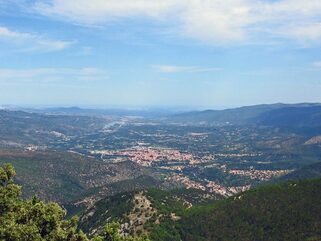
{"left": 0, "top": 164, "right": 149, "bottom": 241}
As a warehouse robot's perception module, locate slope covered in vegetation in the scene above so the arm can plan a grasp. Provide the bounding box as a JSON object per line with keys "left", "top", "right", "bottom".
{"left": 0, "top": 150, "right": 147, "bottom": 203}
{"left": 178, "top": 178, "right": 321, "bottom": 241}
{"left": 78, "top": 174, "right": 321, "bottom": 241}
{"left": 2, "top": 162, "right": 321, "bottom": 241}
{"left": 275, "top": 161, "right": 321, "bottom": 183}
{"left": 0, "top": 163, "right": 149, "bottom": 241}
{"left": 79, "top": 188, "right": 223, "bottom": 238}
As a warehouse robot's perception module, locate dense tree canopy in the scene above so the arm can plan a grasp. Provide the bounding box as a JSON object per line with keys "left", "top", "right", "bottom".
{"left": 3, "top": 162, "right": 321, "bottom": 241}
{"left": 178, "top": 178, "right": 321, "bottom": 241}
{"left": 0, "top": 164, "right": 149, "bottom": 241}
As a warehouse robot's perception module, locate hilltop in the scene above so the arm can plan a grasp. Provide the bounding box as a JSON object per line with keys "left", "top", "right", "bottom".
{"left": 78, "top": 188, "right": 223, "bottom": 239}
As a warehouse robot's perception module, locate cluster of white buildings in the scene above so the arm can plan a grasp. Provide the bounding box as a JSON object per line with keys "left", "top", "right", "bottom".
{"left": 228, "top": 169, "right": 293, "bottom": 181}
{"left": 165, "top": 174, "right": 206, "bottom": 191}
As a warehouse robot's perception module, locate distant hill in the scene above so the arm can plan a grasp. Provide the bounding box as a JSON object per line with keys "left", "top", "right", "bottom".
{"left": 169, "top": 103, "right": 321, "bottom": 126}
{"left": 305, "top": 135, "right": 321, "bottom": 145}
{"left": 169, "top": 103, "right": 286, "bottom": 124}
{"left": 0, "top": 150, "right": 149, "bottom": 204}
{"left": 177, "top": 178, "right": 321, "bottom": 241}
{"left": 275, "top": 162, "right": 321, "bottom": 183}
{"left": 0, "top": 109, "right": 106, "bottom": 147}
{"left": 253, "top": 106, "right": 321, "bottom": 127}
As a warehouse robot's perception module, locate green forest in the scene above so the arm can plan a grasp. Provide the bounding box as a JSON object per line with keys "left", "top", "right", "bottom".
{"left": 1, "top": 163, "right": 321, "bottom": 241}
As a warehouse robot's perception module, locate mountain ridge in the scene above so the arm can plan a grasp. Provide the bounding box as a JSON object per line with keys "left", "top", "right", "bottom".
{"left": 169, "top": 103, "right": 321, "bottom": 126}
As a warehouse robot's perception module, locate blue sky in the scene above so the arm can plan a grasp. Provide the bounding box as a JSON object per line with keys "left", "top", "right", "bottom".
{"left": 1, "top": 0, "right": 321, "bottom": 109}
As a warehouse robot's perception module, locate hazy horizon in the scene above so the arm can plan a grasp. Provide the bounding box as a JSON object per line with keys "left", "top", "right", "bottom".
{"left": 2, "top": 101, "right": 321, "bottom": 113}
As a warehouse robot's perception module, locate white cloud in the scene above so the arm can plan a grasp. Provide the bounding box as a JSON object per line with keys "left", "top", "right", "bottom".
{"left": 179, "top": 0, "right": 254, "bottom": 44}
{"left": 0, "top": 26, "right": 73, "bottom": 52}
{"left": 279, "top": 23, "right": 321, "bottom": 43}
{"left": 32, "top": 0, "right": 321, "bottom": 45}
{"left": 0, "top": 68, "right": 108, "bottom": 83}
{"left": 313, "top": 61, "right": 321, "bottom": 68}
{"left": 152, "top": 65, "right": 220, "bottom": 73}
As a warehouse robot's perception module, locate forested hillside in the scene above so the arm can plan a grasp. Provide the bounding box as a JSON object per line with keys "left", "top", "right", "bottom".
{"left": 78, "top": 176, "right": 321, "bottom": 241}
{"left": 177, "top": 178, "right": 321, "bottom": 241}
{"left": 0, "top": 150, "right": 147, "bottom": 203}
{"left": 169, "top": 103, "right": 321, "bottom": 125}
{"left": 1, "top": 163, "right": 321, "bottom": 241}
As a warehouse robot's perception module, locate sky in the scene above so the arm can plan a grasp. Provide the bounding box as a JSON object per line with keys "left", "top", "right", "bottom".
{"left": 1, "top": 0, "right": 321, "bottom": 109}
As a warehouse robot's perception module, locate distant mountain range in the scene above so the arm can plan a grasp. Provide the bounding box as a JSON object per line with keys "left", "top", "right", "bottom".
{"left": 4, "top": 103, "right": 321, "bottom": 126}
{"left": 253, "top": 105, "right": 321, "bottom": 127}
{"left": 169, "top": 103, "right": 321, "bottom": 127}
